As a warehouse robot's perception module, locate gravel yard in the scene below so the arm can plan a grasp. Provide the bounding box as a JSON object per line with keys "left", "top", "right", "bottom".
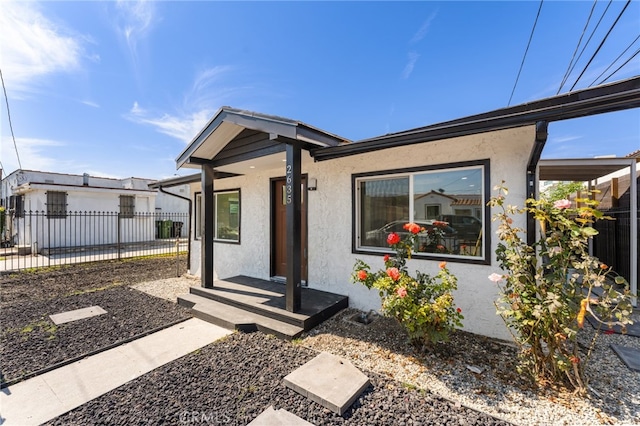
{"left": 0, "top": 256, "right": 191, "bottom": 386}
{"left": 2, "top": 257, "right": 639, "bottom": 425}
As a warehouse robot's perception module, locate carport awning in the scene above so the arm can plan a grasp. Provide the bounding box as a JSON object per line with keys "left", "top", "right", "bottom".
{"left": 176, "top": 107, "right": 350, "bottom": 171}
{"left": 539, "top": 158, "right": 637, "bottom": 181}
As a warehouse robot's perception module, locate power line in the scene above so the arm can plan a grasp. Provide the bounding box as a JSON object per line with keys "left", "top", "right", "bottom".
{"left": 558, "top": 0, "right": 613, "bottom": 94}
{"left": 569, "top": 0, "right": 632, "bottom": 92}
{"left": 594, "top": 47, "right": 640, "bottom": 86}
{"left": 0, "top": 67, "right": 22, "bottom": 170}
{"left": 508, "top": 0, "right": 544, "bottom": 106}
{"left": 557, "top": 0, "right": 599, "bottom": 95}
{"left": 589, "top": 33, "right": 640, "bottom": 87}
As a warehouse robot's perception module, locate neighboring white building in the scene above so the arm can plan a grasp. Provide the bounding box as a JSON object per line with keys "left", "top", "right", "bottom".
{"left": 1, "top": 170, "right": 190, "bottom": 250}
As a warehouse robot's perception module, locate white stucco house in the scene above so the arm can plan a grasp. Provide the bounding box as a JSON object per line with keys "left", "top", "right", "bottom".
{"left": 157, "top": 77, "right": 639, "bottom": 340}
{"left": 1, "top": 170, "right": 190, "bottom": 251}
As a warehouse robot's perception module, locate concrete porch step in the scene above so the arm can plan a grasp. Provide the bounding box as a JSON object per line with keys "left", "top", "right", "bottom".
{"left": 178, "top": 293, "right": 305, "bottom": 340}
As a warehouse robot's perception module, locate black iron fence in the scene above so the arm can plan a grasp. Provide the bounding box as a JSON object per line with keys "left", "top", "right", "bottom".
{"left": 593, "top": 209, "right": 638, "bottom": 288}
{"left": 0, "top": 211, "right": 189, "bottom": 273}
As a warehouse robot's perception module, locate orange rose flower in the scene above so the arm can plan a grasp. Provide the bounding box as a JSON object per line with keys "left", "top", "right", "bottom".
{"left": 403, "top": 222, "right": 422, "bottom": 234}
{"left": 357, "top": 270, "right": 367, "bottom": 281}
{"left": 439, "top": 261, "right": 447, "bottom": 269}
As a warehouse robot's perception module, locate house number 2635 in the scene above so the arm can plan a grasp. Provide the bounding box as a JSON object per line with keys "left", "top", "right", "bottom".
{"left": 285, "top": 164, "right": 293, "bottom": 205}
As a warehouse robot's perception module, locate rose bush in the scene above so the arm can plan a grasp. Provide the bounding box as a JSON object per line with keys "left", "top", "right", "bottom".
{"left": 488, "top": 182, "right": 633, "bottom": 395}
{"left": 352, "top": 222, "right": 463, "bottom": 347}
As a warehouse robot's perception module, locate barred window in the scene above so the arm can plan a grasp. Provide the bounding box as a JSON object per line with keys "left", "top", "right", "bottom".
{"left": 120, "top": 195, "right": 135, "bottom": 218}
{"left": 47, "top": 191, "right": 67, "bottom": 218}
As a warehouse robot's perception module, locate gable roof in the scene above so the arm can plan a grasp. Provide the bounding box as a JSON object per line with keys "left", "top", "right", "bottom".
{"left": 176, "top": 107, "right": 350, "bottom": 169}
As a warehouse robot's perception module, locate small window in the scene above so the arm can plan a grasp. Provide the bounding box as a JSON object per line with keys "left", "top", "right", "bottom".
{"left": 47, "top": 191, "right": 67, "bottom": 218}
{"left": 194, "top": 192, "right": 202, "bottom": 239}
{"left": 10, "top": 195, "right": 24, "bottom": 218}
{"left": 215, "top": 190, "right": 240, "bottom": 242}
{"left": 119, "top": 195, "right": 135, "bottom": 218}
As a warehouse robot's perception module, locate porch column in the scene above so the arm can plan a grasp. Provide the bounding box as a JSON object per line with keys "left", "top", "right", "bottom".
{"left": 201, "top": 164, "right": 215, "bottom": 289}
{"left": 285, "top": 143, "right": 302, "bottom": 312}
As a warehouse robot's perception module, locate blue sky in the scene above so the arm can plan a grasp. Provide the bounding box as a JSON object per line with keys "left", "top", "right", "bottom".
{"left": 1, "top": 1, "right": 639, "bottom": 180}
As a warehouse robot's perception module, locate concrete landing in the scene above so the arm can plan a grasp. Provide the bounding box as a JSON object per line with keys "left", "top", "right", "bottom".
{"left": 49, "top": 305, "right": 107, "bottom": 325}
{"left": 611, "top": 344, "right": 640, "bottom": 372}
{"left": 248, "top": 406, "right": 314, "bottom": 426}
{"left": 0, "top": 318, "right": 231, "bottom": 426}
{"left": 283, "top": 352, "right": 370, "bottom": 415}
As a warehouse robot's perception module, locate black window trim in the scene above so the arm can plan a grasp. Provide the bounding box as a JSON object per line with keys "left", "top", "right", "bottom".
{"left": 213, "top": 188, "right": 241, "bottom": 245}
{"left": 194, "top": 191, "right": 202, "bottom": 241}
{"left": 351, "top": 159, "right": 491, "bottom": 265}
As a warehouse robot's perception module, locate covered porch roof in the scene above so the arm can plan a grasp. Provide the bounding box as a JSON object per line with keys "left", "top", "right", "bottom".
{"left": 176, "top": 107, "right": 350, "bottom": 174}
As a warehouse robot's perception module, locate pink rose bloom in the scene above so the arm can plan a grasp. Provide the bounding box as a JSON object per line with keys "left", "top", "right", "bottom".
{"left": 554, "top": 199, "right": 571, "bottom": 209}
{"left": 396, "top": 287, "right": 407, "bottom": 298}
{"left": 387, "top": 267, "right": 400, "bottom": 281}
{"left": 387, "top": 232, "right": 401, "bottom": 245}
{"left": 488, "top": 273, "right": 503, "bottom": 282}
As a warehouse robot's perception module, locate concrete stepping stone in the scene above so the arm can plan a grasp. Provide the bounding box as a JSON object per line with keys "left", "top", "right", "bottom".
{"left": 248, "top": 406, "right": 314, "bottom": 426}
{"left": 283, "top": 352, "right": 370, "bottom": 415}
{"left": 611, "top": 344, "right": 640, "bottom": 372}
{"left": 49, "top": 306, "right": 107, "bottom": 325}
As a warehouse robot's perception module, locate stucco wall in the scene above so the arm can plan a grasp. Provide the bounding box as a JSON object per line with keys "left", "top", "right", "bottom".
{"left": 188, "top": 125, "right": 536, "bottom": 340}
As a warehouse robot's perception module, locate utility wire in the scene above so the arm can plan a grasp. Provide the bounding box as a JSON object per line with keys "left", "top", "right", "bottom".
{"left": 557, "top": 0, "right": 599, "bottom": 95}
{"left": 508, "top": 0, "right": 544, "bottom": 106}
{"left": 558, "top": 0, "right": 613, "bottom": 94}
{"left": 569, "top": 0, "right": 632, "bottom": 92}
{"left": 0, "top": 67, "right": 22, "bottom": 170}
{"left": 595, "top": 47, "right": 640, "bottom": 86}
{"left": 589, "top": 33, "right": 640, "bottom": 87}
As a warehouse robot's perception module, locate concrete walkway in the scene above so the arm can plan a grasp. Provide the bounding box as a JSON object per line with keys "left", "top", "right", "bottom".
{"left": 0, "top": 318, "right": 231, "bottom": 426}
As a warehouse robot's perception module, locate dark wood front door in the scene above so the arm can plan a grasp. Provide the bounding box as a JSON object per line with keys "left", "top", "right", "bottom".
{"left": 272, "top": 177, "right": 307, "bottom": 282}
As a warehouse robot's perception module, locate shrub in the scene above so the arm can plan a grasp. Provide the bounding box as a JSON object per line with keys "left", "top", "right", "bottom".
{"left": 488, "top": 182, "right": 633, "bottom": 395}
{"left": 352, "top": 222, "right": 463, "bottom": 348}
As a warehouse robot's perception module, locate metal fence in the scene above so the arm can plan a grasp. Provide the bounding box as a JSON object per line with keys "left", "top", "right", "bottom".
{"left": 0, "top": 211, "right": 189, "bottom": 273}
{"left": 593, "top": 209, "right": 638, "bottom": 287}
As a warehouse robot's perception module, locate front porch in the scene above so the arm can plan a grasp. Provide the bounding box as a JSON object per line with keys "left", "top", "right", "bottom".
{"left": 178, "top": 276, "right": 349, "bottom": 340}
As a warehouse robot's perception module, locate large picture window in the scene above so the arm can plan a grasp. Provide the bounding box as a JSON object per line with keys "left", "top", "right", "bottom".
{"left": 215, "top": 190, "right": 240, "bottom": 242}
{"left": 354, "top": 160, "right": 489, "bottom": 263}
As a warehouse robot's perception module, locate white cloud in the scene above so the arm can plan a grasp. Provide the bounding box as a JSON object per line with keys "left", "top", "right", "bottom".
{"left": 0, "top": 1, "right": 85, "bottom": 95}
{"left": 81, "top": 100, "right": 100, "bottom": 108}
{"left": 128, "top": 106, "right": 213, "bottom": 142}
{"left": 410, "top": 12, "right": 437, "bottom": 44}
{"left": 401, "top": 51, "right": 420, "bottom": 80}
{"left": 114, "top": 0, "right": 156, "bottom": 74}
{"left": 0, "top": 137, "right": 72, "bottom": 174}
{"left": 127, "top": 66, "right": 244, "bottom": 143}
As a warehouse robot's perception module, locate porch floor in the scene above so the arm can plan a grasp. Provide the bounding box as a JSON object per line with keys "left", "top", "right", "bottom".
{"left": 178, "top": 276, "right": 349, "bottom": 340}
